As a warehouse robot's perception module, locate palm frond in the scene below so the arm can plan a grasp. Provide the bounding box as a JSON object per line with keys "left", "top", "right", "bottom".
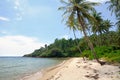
{"left": 76, "top": 4, "right": 97, "bottom": 24}
{"left": 67, "top": 11, "right": 75, "bottom": 27}
{"left": 60, "top": 0, "right": 68, "bottom": 5}
{"left": 58, "top": 6, "right": 66, "bottom": 10}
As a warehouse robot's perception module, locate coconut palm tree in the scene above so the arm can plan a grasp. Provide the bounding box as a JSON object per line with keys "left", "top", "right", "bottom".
{"left": 91, "top": 10, "right": 113, "bottom": 45}
{"left": 91, "top": 11, "right": 103, "bottom": 46}
{"left": 59, "top": 0, "right": 105, "bottom": 65}
{"left": 101, "top": 20, "right": 113, "bottom": 45}
{"left": 106, "top": 0, "right": 120, "bottom": 34}
{"left": 102, "top": 19, "right": 113, "bottom": 33}
{"left": 91, "top": 11, "right": 103, "bottom": 34}
{"left": 95, "top": 19, "right": 112, "bottom": 35}
{"left": 106, "top": 0, "right": 120, "bottom": 47}
{"left": 106, "top": 0, "right": 120, "bottom": 17}
{"left": 91, "top": 11, "right": 112, "bottom": 35}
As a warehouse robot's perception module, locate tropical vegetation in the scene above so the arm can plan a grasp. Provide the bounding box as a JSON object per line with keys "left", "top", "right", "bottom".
{"left": 24, "top": 31, "right": 120, "bottom": 63}
{"left": 24, "top": 0, "right": 120, "bottom": 64}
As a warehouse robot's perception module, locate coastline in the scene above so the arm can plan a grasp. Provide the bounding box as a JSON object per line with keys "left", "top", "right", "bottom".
{"left": 22, "top": 58, "right": 120, "bottom": 80}
{"left": 40, "top": 58, "right": 73, "bottom": 80}
{"left": 20, "top": 58, "right": 69, "bottom": 80}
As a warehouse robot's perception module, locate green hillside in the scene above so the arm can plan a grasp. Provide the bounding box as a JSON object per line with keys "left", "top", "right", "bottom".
{"left": 24, "top": 31, "right": 120, "bottom": 63}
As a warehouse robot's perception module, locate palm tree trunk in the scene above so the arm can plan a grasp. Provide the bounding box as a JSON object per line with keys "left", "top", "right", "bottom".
{"left": 95, "top": 33, "right": 99, "bottom": 46}
{"left": 76, "top": 9, "right": 104, "bottom": 65}
{"left": 82, "top": 29, "right": 101, "bottom": 63}
{"left": 73, "top": 29, "right": 85, "bottom": 60}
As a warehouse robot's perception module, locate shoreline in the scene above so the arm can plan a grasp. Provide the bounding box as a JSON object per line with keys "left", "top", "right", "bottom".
{"left": 20, "top": 58, "right": 69, "bottom": 80}
{"left": 21, "top": 58, "right": 120, "bottom": 80}
{"left": 40, "top": 58, "right": 73, "bottom": 80}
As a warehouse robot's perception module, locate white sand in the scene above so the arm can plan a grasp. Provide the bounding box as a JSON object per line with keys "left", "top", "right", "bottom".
{"left": 22, "top": 58, "right": 120, "bottom": 80}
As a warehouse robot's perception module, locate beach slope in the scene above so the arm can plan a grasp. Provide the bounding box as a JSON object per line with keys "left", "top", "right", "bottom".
{"left": 40, "top": 58, "right": 120, "bottom": 80}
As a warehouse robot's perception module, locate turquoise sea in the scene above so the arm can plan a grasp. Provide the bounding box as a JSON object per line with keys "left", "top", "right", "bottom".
{"left": 0, "top": 57, "right": 64, "bottom": 80}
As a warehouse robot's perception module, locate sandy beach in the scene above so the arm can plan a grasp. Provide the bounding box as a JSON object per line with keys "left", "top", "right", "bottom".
{"left": 22, "top": 58, "right": 120, "bottom": 80}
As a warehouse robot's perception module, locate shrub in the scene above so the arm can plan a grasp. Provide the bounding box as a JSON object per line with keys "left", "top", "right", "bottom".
{"left": 47, "top": 48, "right": 64, "bottom": 57}
{"left": 82, "top": 46, "right": 120, "bottom": 63}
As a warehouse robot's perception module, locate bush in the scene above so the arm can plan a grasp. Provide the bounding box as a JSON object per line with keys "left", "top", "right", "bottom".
{"left": 47, "top": 48, "right": 64, "bottom": 57}
{"left": 82, "top": 46, "right": 120, "bottom": 63}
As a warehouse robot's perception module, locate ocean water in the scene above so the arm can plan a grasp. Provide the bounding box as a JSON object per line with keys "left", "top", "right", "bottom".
{"left": 0, "top": 57, "right": 64, "bottom": 80}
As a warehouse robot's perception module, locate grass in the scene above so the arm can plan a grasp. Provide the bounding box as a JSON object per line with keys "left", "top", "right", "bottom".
{"left": 82, "top": 46, "right": 120, "bottom": 63}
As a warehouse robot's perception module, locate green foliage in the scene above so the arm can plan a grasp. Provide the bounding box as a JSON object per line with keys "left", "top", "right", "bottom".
{"left": 24, "top": 38, "right": 79, "bottom": 57}
{"left": 82, "top": 46, "right": 120, "bottom": 63}
{"left": 24, "top": 31, "right": 120, "bottom": 63}
{"left": 46, "top": 48, "right": 64, "bottom": 57}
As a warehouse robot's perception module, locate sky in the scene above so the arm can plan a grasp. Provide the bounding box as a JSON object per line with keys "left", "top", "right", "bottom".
{"left": 0, "top": 0, "right": 115, "bottom": 56}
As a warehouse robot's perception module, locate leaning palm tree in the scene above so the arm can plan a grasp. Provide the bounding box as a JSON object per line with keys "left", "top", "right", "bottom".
{"left": 59, "top": 0, "right": 104, "bottom": 65}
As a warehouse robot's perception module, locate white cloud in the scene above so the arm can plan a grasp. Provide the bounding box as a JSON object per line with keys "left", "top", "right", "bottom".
{"left": 0, "top": 35, "right": 45, "bottom": 56}
{"left": 87, "top": 0, "right": 109, "bottom": 3}
{"left": 0, "top": 16, "right": 10, "bottom": 22}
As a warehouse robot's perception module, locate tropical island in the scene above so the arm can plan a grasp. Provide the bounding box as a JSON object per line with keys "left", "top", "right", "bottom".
{"left": 23, "top": 0, "right": 120, "bottom": 80}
